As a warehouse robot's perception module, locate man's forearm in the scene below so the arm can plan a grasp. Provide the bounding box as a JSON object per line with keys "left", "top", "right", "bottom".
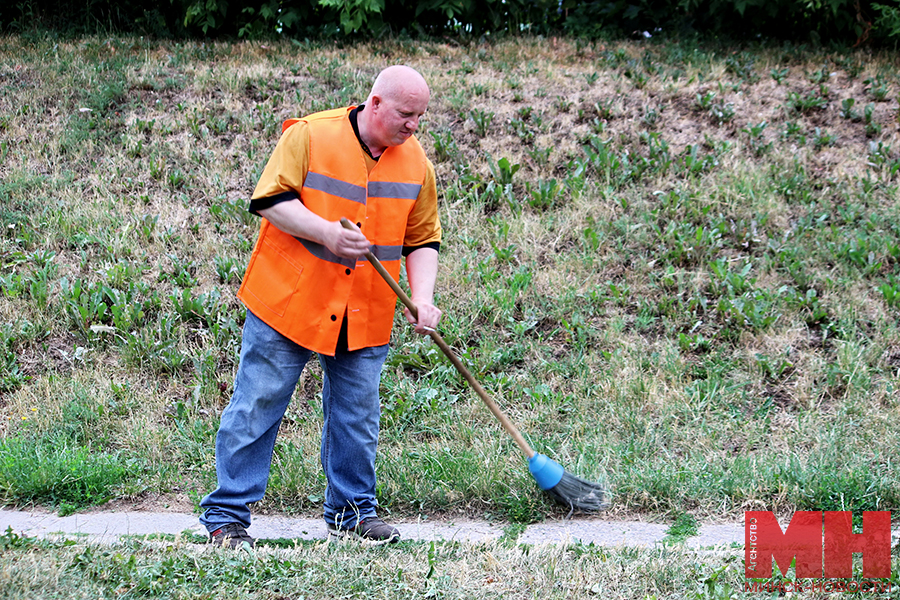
{"left": 405, "top": 247, "right": 439, "bottom": 303}
{"left": 257, "top": 199, "right": 332, "bottom": 245}
{"left": 257, "top": 199, "right": 370, "bottom": 260}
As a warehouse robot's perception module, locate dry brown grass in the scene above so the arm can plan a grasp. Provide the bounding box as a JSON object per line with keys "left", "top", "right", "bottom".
{"left": 0, "top": 33, "right": 898, "bottom": 527}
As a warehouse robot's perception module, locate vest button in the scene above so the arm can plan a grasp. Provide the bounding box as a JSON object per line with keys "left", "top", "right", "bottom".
{"left": 330, "top": 315, "right": 337, "bottom": 321}
{"left": 356, "top": 222, "right": 362, "bottom": 228}
{"left": 345, "top": 268, "right": 351, "bottom": 275}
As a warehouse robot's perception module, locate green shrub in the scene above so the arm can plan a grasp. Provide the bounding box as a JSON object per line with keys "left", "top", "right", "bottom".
{"left": 2, "top": 0, "right": 899, "bottom": 44}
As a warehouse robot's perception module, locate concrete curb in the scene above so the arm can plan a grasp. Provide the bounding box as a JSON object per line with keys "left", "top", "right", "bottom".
{"left": 0, "top": 508, "right": 746, "bottom": 548}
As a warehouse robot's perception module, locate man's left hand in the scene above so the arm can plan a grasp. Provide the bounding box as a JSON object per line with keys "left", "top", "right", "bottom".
{"left": 404, "top": 300, "right": 441, "bottom": 335}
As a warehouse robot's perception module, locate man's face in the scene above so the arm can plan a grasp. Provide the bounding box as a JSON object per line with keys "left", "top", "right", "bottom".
{"left": 371, "top": 87, "right": 429, "bottom": 148}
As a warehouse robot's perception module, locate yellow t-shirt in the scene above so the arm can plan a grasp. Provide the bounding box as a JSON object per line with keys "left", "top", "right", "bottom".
{"left": 250, "top": 112, "right": 441, "bottom": 253}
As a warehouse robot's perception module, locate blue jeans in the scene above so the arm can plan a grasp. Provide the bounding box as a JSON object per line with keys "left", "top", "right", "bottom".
{"left": 199, "top": 310, "right": 389, "bottom": 532}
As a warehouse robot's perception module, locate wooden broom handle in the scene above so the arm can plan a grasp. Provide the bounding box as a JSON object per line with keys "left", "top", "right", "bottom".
{"left": 340, "top": 218, "right": 535, "bottom": 458}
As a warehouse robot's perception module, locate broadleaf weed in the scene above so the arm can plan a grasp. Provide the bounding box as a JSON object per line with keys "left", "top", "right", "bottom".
{"left": 469, "top": 108, "right": 494, "bottom": 137}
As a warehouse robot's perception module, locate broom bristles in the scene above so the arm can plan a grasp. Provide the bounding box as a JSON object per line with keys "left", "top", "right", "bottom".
{"left": 546, "top": 470, "right": 609, "bottom": 512}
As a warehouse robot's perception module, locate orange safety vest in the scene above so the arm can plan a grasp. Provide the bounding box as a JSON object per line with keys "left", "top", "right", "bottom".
{"left": 237, "top": 107, "right": 428, "bottom": 355}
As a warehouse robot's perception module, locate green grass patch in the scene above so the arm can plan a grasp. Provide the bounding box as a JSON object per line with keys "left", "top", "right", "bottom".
{"left": 664, "top": 512, "right": 699, "bottom": 544}
{"left": 0, "top": 433, "right": 141, "bottom": 515}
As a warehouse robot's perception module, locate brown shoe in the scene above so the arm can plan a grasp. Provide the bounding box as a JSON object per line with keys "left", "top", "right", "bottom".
{"left": 209, "top": 523, "right": 255, "bottom": 549}
{"left": 327, "top": 517, "right": 400, "bottom": 545}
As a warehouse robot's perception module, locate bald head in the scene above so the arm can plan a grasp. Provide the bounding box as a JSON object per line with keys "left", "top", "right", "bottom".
{"left": 368, "top": 65, "right": 430, "bottom": 105}
{"left": 358, "top": 65, "right": 430, "bottom": 156}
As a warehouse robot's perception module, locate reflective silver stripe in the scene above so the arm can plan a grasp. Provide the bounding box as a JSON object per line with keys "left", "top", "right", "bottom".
{"left": 363, "top": 244, "right": 403, "bottom": 262}
{"left": 304, "top": 171, "right": 367, "bottom": 204}
{"left": 305, "top": 173, "right": 420, "bottom": 203}
{"left": 297, "top": 238, "right": 357, "bottom": 269}
{"left": 296, "top": 239, "right": 402, "bottom": 267}
{"left": 368, "top": 181, "right": 421, "bottom": 200}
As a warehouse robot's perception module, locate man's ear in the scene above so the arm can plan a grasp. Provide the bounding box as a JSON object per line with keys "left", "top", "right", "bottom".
{"left": 369, "top": 94, "right": 382, "bottom": 110}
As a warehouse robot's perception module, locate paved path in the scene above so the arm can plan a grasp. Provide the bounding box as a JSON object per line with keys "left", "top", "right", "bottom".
{"left": 0, "top": 508, "right": 746, "bottom": 548}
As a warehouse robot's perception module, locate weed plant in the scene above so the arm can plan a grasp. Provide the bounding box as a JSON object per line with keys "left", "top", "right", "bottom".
{"left": 0, "top": 35, "right": 898, "bottom": 526}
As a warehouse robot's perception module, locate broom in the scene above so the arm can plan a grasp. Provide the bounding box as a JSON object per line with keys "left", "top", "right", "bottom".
{"left": 341, "top": 219, "right": 608, "bottom": 512}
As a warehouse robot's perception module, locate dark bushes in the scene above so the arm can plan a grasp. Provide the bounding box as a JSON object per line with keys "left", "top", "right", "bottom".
{"left": 1, "top": 0, "right": 898, "bottom": 45}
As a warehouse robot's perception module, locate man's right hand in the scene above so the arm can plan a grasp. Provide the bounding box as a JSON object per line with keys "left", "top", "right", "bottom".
{"left": 326, "top": 220, "right": 371, "bottom": 259}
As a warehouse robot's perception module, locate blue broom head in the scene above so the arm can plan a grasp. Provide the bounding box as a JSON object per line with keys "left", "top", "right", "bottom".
{"left": 528, "top": 453, "right": 565, "bottom": 490}
{"left": 529, "top": 453, "right": 610, "bottom": 512}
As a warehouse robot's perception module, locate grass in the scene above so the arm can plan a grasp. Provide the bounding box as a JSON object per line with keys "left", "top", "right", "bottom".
{"left": 0, "top": 527, "right": 726, "bottom": 599}
{"left": 663, "top": 512, "right": 700, "bottom": 544}
{"left": 0, "top": 528, "right": 896, "bottom": 599}
{"left": 0, "top": 526, "right": 866, "bottom": 600}
{"left": 0, "top": 34, "right": 899, "bottom": 538}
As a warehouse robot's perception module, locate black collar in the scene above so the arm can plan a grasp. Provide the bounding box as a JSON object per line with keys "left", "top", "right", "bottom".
{"left": 349, "top": 105, "right": 378, "bottom": 161}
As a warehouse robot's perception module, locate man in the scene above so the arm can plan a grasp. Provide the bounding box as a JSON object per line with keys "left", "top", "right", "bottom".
{"left": 200, "top": 65, "right": 442, "bottom": 547}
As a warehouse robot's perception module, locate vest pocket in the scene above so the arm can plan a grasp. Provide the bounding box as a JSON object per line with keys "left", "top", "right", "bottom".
{"left": 244, "top": 239, "right": 302, "bottom": 318}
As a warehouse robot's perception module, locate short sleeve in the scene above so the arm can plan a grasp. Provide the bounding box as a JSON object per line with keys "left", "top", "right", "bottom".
{"left": 249, "top": 121, "right": 311, "bottom": 213}
{"left": 403, "top": 157, "right": 441, "bottom": 251}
